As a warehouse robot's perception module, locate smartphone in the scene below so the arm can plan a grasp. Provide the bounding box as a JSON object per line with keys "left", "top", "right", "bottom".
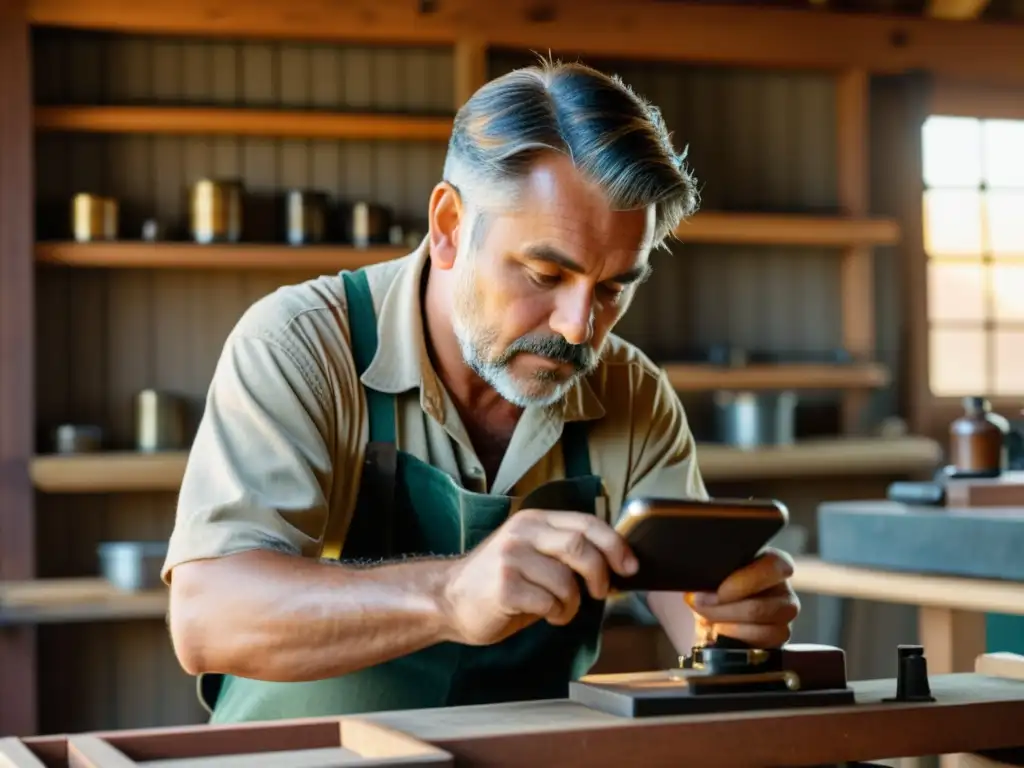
{"left": 609, "top": 496, "right": 789, "bottom": 593}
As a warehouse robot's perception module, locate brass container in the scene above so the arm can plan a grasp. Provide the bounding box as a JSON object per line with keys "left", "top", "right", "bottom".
{"left": 72, "top": 193, "right": 118, "bottom": 242}
{"left": 189, "top": 179, "right": 243, "bottom": 244}
{"left": 135, "top": 389, "right": 188, "bottom": 452}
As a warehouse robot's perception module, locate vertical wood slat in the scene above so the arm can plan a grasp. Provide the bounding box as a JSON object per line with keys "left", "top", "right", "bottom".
{"left": 837, "top": 69, "right": 874, "bottom": 434}
{"left": 0, "top": 0, "right": 38, "bottom": 738}
{"left": 454, "top": 39, "right": 488, "bottom": 108}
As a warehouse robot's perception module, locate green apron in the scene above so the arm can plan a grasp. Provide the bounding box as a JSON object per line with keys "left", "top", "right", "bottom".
{"left": 198, "top": 267, "right": 608, "bottom": 722}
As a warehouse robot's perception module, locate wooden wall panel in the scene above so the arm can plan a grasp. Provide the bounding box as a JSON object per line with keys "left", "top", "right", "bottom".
{"left": 31, "top": 29, "right": 453, "bottom": 733}
{"left": 29, "top": 30, "right": 903, "bottom": 733}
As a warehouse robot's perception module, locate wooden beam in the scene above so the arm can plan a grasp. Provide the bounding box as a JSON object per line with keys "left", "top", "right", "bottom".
{"left": 932, "top": 78, "right": 1024, "bottom": 120}
{"left": 928, "top": 0, "right": 990, "bottom": 20}
{"left": 836, "top": 69, "right": 874, "bottom": 435}
{"left": 454, "top": 38, "right": 488, "bottom": 109}
{"left": 0, "top": 0, "right": 38, "bottom": 738}
{"left": 25, "top": 0, "right": 1024, "bottom": 87}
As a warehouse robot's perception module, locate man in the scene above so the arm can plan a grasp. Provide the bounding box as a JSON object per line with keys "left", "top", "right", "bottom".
{"left": 162, "top": 59, "right": 799, "bottom": 723}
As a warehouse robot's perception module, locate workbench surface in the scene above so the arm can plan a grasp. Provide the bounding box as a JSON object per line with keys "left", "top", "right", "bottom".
{"left": 360, "top": 673, "right": 1024, "bottom": 767}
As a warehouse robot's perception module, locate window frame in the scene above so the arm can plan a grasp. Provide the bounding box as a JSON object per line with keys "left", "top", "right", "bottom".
{"left": 911, "top": 79, "right": 1024, "bottom": 439}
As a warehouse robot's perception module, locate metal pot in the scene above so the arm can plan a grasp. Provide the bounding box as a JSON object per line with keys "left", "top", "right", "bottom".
{"left": 713, "top": 390, "right": 797, "bottom": 448}
{"left": 71, "top": 193, "right": 118, "bottom": 242}
{"left": 189, "top": 179, "right": 243, "bottom": 244}
{"left": 284, "top": 190, "right": 328, "bottom": 245}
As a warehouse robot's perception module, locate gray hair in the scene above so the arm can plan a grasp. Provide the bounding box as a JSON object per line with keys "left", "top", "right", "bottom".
{"left": 442, "top": 56, "right": 700, "bottom": 250}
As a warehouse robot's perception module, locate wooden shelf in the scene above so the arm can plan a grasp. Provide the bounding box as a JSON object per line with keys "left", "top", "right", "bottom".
{"left": 662, "top": 362, "right": 891, "bottom": 391}
{"left": 34, "top": 105, "right": 454, "bottom": 141}
{"left": 790, "top": 556, "right": 1024, "bottom": 616}
{"left": 31, "top": 436, "right": 941, "bottom": 493}
{"left": 30, "top": 451, "right": 188, "bottom": 493}
{"left": 675, "top": 212, "right": 900, "bottom": 247}
{"left": 0, "top": 578, "right": 167, "bottom": 626}
{"left": 36, "top": 242, "right": 410, "bottom": 270}
{"left": 698, "top": 436, "right": 942, "bottom": 481}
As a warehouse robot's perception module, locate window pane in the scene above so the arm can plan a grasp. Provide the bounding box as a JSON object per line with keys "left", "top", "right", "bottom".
{"left": 992, "top": 264, "right": 1024, "bottom": 320}
{"left": 929, "top": 326, "right": 987, "bottom": 395}
{"left": 923, "top": 116, "right": 982, "bottom": 187}
{"left": 988, "top": 191, "right": 1024, "bottom": 256}
{"left": 984, "top": 120, "right": 1024, "bottom": 187}
{"left": 994, "top": 330, "right": 1024, "bottom": 395}
{"left": 924, "top": 190, "right": 983, "bottom": 256}
{"left": 928, "top": 262, "right": 986, "bottom": 321}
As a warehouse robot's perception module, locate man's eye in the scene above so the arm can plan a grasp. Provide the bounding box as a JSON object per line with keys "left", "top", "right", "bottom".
{"left": 529, "top": 270, "right": 560, "bottom": 286}
{"left": 598, "top": 284, "right": 626, "bottom": 301}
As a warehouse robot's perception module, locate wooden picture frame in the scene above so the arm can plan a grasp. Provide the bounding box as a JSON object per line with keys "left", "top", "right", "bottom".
{"left": 2, "top": 719, "right": 452, "bottom": 767}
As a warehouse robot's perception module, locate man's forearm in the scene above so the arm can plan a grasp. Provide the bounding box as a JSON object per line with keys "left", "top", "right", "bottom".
{"left": 168, "top": 549, "right": 458, "bottom": 682}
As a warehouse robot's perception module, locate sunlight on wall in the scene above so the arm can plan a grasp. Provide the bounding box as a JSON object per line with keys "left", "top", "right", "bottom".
{"left": 922, "top": 115, "right": 1024, "bottom": 397}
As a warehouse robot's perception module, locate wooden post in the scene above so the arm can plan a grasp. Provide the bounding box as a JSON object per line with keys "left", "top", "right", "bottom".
{"left": 836, "top": 69, "right": 875, "bottom": 435}
{"left": 0, "top": 0, "right": 38, "bottom": 737}
{"left": 454, "top": 38, "right": 488, "bottom": 110}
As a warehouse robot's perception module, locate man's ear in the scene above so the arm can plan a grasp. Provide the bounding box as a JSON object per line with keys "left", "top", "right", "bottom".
{"left": 427, "top": 181, "right": 464, "bottom": 271}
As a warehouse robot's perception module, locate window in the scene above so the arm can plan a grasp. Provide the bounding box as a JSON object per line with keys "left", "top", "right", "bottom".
{"left": 922, "top": 115, "right": 1024, "bottom": 397}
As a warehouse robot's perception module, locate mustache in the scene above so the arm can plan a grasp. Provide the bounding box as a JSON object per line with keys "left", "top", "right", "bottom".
{"left": 498, "top": 334, "right": 597, "bottom": 371}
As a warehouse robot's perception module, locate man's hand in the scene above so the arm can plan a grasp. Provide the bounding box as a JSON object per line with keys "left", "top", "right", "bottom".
{"left": 685, "top": 548, "right": 800, "bottom": 648}
{"left": 440, "top": 509, "right": 638, "bottom": 646}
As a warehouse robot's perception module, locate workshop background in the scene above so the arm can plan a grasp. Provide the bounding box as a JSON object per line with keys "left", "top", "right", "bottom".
{"left": 1, "top": 0, "right": 1023, "bottom": 742}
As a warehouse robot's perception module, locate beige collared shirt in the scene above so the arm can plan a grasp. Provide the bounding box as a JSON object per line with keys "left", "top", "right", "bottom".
{"left": 161, "top": 243, "right": 708, "bottom": 582}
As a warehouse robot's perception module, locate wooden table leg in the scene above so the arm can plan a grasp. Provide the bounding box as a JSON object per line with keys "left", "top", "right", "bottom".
{"left": 918, "top": 607, "right": 988, "bottom": 768}
{"left": 918, "top": 606, "right": 987, "bottom": 674}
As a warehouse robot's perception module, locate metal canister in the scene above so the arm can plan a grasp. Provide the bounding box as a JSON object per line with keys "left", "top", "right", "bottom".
{"left": 72, "top": 193, "right": 118, "bottom": 242}
{"left": 53, "top": 424, "right": 104, "bottom": 454}
{"left": 350, "top": 202, "right": 390, "bottom": 248}
{"left": 135, "top": 389, "right": 188, "bottom": 452}
{"left": 284, "top": 190, "right": 328, "bottom": 245}
{"left": 189, "top": 179, "right": 243, "bottom": 244}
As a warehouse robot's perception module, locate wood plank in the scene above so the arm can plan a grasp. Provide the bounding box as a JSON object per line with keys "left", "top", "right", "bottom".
{"left": 928, "top": 0, "right": 990, "bottom": 20}
{"left": 675, "top": 212, "right": 900, "bottom": 247}
{"left": 836, "top": 69, "right": 873, "bottom": 435}
{"left": 68, "top": 736, "right": 138, "bottom": 768}
{"left": 790, "top": 556, "right": 1024, "bottom": 615}
{"left": 662, "top": 362, "right": 891, "bottom": 391}
{"left": 932, "top": 78, "right": 1024, "bottom": 121}
{"left": 30, "top": 451, "right": 188, "bottom": 492}
{"left": 0, "top": 0, "right": 38, "bottom": 738}
{"left": 453, "top": 39, "right": 488, "bottom": 108}
{"left": 24, "top": 0, "right": 1024, "bottom": 87}
{"left": 35, "top": 243, "right": 410, "bottom": 270}
{"left": 0, "top": 738, "right": 46, "bottom": 768}
{"left": 361, "top": 674, "right": 1024, "bottom": 767}
{"left": 698, "top": 436, "right": 941, "bottom": 480}
{"left": 34, "top": 106, "right": 454, "bottom": 141}
{"left": 0, "top": 578, "right": 167, "bottom": 626}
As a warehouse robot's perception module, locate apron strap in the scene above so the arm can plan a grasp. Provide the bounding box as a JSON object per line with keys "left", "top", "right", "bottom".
{"left": 341, "top": 269, "right": 396, "bottom": 444}
{"left": 561, "top": 420, "right": 592, "bottom": 478}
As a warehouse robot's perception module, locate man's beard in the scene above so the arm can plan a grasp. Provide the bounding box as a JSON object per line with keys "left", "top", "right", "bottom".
{"left": 452, "top": 284, "right": 599, "bottom": 409}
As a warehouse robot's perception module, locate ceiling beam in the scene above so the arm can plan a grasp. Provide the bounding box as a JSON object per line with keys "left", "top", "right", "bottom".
{"left": 25, "top": 0, "right": 1024, "bottom": 87}
{"left": 927, "top": 0, "right": 991, "bottom": 20}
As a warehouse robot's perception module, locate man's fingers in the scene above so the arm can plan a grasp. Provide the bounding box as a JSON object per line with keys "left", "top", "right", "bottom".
{"left": 541, "top": 511, "right": 638, "bottom": 578}
{"left": 531, "top": 527, "right": 611, "bottom": 600}
{"left": 707, "top": 622, "right": 792, "bottom": 649}
{"left": 511, "top": 549, "right": 582, "bottom": 622}
{"left": 687, "top": 584, "right": 800, "bottom": 625}
{"left": 710, "top": 548, "right": 794, "bottom": 604}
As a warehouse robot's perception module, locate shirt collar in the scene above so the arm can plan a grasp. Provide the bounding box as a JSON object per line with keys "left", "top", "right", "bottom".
{"left": 359, "top": 240, "right": 606, "bottom": 424}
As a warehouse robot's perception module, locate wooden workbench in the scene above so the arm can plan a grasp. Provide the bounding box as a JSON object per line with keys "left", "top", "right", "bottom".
{"left": 7, "top": 668, "right": 1024, "bottom": 767}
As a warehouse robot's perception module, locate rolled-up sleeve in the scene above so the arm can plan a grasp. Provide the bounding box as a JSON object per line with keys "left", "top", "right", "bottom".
{"left": 623, "top": 369, "right": 709, "bottom": 507}
{"left": 161, "top": 313, "right": 336, "bottom": 584}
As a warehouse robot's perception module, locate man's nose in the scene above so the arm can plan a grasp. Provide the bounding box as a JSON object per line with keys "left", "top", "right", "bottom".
{"left": 550, "top": 288, "right": 594, "bottom": 346}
